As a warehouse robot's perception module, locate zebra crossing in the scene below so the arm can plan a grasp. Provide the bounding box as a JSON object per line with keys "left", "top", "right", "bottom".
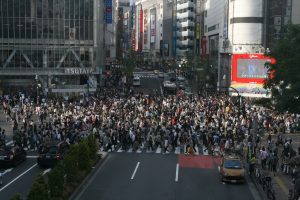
{"left": 133, "top": 72, "right": 158, "bottom": 78}
{"left": 103, "top": 144, "right": 207, "bottom": 156}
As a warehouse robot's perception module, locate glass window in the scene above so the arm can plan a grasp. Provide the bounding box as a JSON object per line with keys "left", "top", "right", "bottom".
{"left": 14, "top": 0, "right": 20, "bottom": 17}
{"left": 75, "top": 0, "right": 80, "bottom": 19}
{"left": 25, "top": 0, "right": 31, "bottom": 17}
{"left": 2, "top": 0, "right": 8, "bottom": 17}
{"left": 43, "top": 19, "right": 49, "bottom": 39}
{"left": 8, "top": 0, "right": 14, "bottom": 18}
{"left": 37, "top": 0, "right": 43, "bottom": 18}
{"left": 20, "top": 18, "right": 25, "bottom": 39}
{"left": 9, "top": 18, "right": 14, "bottom": 38}
{"left": 65, "top": 0, "right": 69, "bottom": 19}
{"left": 49, "top": 0, "right": 54, "bottom": 18}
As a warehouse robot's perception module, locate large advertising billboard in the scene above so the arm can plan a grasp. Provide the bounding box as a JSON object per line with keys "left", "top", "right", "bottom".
{"left": 230, "top": 54, "right": 275, "bottom": 98}
{"left": 105, "top": 0, "right": 112, "bottom": 24}
{"left": 150, "top": 9, "right": 156, "bottom": 44}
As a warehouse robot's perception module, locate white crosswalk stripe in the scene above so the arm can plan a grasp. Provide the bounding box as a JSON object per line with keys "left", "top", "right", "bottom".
{"left": 108, "top": 144, "right": 216, "bottom": 156}
{"left": 175, "top": 147, "right": 181, "bottom": 154}
{"left": 195, "top": 146, "right": 199, "bottom": 155}
{"left": 155, "top": 147, "right": 162, "bottom": 154}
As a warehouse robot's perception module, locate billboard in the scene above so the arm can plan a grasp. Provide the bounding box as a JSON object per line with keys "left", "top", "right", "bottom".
{"left": 230, "top": 54, "right": 276, "bottom": 98}
{"left": 106, "top": 0, "right": 112, "bottom": 24}
{"left": 144, "top": 9, "right": 148, "bottom": 45}
{"left": 150, "top": 9, "right": 156, "bottom": 44}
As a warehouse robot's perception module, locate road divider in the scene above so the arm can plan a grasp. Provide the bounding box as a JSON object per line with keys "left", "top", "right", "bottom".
{"left": 130, "top": 162, "right": 140, "bottom": 180}
{"left": 0, "top": 163, "right": 37, "bottom": 192}
{"left": 175, "top": 163, "right": 179, "bottom": 182}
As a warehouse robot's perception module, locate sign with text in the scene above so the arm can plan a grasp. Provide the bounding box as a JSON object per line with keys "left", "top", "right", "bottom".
{"left": 65, "top": 68, "right": 96, "bottom": 75}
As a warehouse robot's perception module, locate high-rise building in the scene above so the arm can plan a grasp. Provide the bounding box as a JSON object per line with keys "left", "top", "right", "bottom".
{"left": 176, "top": 0, "right": 196, "bottom": 58}
{"left": 0, "top": 0, "right": 104, "bottom": 96}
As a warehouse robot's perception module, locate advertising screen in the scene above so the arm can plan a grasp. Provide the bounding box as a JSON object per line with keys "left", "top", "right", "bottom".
{"left": 230, "top": 54, "right": 275, "bottom": 98}
{"left": 237, "top": 59, "right": 268, "bottom": 79}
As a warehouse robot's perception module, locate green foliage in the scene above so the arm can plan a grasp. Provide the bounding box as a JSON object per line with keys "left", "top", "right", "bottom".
{"left": 10, "top": 193, "right": 22, "bottom": 200}
{"left": 27, "top": 174, "right": 50, "bottom": 200}
{"left": 48, "top": 163, "right": 65, "bottom": 198}
{"left": 87, "top": 134, "right": 98, "bottom": 161}
{"left": 264, "top": 24, "right": 300, "bottom": 112}
{"left": 78, "top": 141, "right": 90, "bottom": 171}
{"left": 64, "top": 145, "right": 79, "bottom": 184}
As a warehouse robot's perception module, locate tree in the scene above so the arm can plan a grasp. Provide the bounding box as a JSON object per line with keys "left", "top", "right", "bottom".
{"left": 264, "top": 24, "right": 300, "bottom": 112}
{"left": 64, "top": 145, "right": 79, "bottom": 184}
{"left": 87, "top": 134, "right": 98, "bottom": 161}
{"left": 78, "top": 141, "right": 90, "bottom": 171}
{"left": 47, "top": 163, "right": 65, "bottom": 198}
{"left": 10, "top": 193, "right": 22, "bottom": 200}
{"left": 27, "top": 174, "right": 50, "bottom": 200}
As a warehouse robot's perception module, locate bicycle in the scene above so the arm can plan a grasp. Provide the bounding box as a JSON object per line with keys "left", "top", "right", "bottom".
{"left": 264, "top": 176, "right": 276, "bottom": 200}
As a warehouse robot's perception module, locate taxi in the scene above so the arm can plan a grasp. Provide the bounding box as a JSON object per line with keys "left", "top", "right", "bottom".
{"left": 219, "top": 155, "right": 245, "bottom": 183}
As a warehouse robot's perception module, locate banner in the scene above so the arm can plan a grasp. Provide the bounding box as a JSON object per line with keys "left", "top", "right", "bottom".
{"left": 150, "top": 9, "right": 156, "bottom": 44}
{"left": 144, "top": 9, "right": 148, "bottom": 45}
{"left": 106, "top": 0, "right": 112, "bottom": 24}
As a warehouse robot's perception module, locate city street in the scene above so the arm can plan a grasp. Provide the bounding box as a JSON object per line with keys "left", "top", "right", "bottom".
{"left": 0, "top": 156, "right": 45, "bottom": 199}
{"left": 133, "top": 71, "right": 163, "bottom": 95}
{"left": 75, "top": 153, "right": 258, "bottom": 200}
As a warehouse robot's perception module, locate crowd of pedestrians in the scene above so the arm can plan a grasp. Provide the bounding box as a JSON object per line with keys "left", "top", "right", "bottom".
{"left": 1, "top": 93, "right": 299, "bottom": 156}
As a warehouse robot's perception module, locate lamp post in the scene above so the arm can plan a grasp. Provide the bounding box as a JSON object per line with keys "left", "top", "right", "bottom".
{"left": 35, "top": 75, "right": 39, "bottom": 106}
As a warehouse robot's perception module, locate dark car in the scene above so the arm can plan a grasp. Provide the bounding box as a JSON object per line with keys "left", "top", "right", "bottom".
{"left": 0, "top": 146, "right": 27, "bottom": 168}
{"left": 37, "top": 141, "right": 68, "bottom": 168}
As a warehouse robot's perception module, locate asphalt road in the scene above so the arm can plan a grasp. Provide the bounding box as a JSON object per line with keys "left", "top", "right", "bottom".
{"left": 76, "top": 153, "right": 258, "bottom": 200}
{"left": 0, "top": 156, "right": 46, "bottom": 200}
{"left": 133, "top": 72, "right": 163, "bottom": 95}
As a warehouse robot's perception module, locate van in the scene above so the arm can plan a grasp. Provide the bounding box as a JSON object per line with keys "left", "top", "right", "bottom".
{"left": 133, "top": 76, "right": 141, "bottom": 86}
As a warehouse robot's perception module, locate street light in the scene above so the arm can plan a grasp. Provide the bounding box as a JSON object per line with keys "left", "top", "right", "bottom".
{"left": 35, "top": 75, "right": 39, "bottom": 106}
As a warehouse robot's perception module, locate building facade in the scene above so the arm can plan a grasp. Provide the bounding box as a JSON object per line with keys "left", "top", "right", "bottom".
{"left": 0, "top": 0, "right": 104, "bottom": 96}
{"left": 176, "top": 0, "right": 196, "bottom": 57}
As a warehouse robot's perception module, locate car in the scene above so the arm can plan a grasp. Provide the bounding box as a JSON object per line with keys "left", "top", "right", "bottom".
{"left": 158, "top": 72, "right": 164, "bottom": 78}
{"left": 219, "top": 155, "right": 245, "bottom": 183}
{"left": 177, "top": 76, "right": 185, "bottom": 82}
{"left": 163, "top": 81, "right": 176, "bottom": 90}
{"left": 0, "top": 146, "right": 27, "bottom": 168}
{"left": 132, "top": 76, "right": 141, "bottom": 86}
{"left": 154, "top": 70, "right": 159, "bottom": 75}
{"left": 37, "top": 141, "right": 68, "bottom": 168}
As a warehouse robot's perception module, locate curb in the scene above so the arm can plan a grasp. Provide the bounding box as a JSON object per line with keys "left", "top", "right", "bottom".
{"left": 248, "top": 175, "right": 268, "bottom": 200}
{"left": 68, "top": 152, "right": 109, "bottom": 200}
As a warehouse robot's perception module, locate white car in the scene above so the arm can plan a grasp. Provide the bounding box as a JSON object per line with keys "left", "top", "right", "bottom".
{"left": 133, "top": 76, "right": 141, "bottom": 86}
{"left": 163, "top": 81, "right": 176, "bottom": 90}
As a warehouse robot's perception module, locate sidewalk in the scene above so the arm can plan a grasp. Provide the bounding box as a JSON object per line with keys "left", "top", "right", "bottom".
{"left": 257, "top": 133, "right": 300, "bottom": 200}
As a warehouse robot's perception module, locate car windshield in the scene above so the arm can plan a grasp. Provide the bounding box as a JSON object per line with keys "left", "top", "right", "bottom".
{"left": 48, "top": 146, "right": 59, "bottom": 154}
{"left": 224, "top": 159, "right": 242, "bottom": 169}
{"left": 0, "top": 149, "right": 8, "bottom": 156}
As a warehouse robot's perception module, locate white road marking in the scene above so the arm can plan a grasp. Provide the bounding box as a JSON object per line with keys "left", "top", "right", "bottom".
{"left": 2, "top": 168, "right": 13, "bottom": 175}
{"left": 175, "top": 147, "right": 180, "bottom": 154}
{"left": 156, "top": 147, "right": 161, "bottom": 154}
{"left": 0, "top": 163, "right": 37, "bottom": 192}
{"left": 203, "top": 147, "right": 209, "bottom": 155}
{"left": 130, "top": 162, "right": 140, "bottom": 180}
{"left": 160, "top": 85, "right": 164, "bottom": 96}
{"left": 26, "top": 156, "right": 38, "bottom": 158}
{"left": 136, "top": 149, "right": 142, "bottom": 153}
{"left": 195, "top": 146, "right": 199, "bottom": 155}
{"left": 175, "top": 163, "right": 179, "bottom": 182}
{"left": 42, "top": 168, "right": 51, "bottom": 175}
{"left": 5, "top": 141, "right": 13, "bottom": 146}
